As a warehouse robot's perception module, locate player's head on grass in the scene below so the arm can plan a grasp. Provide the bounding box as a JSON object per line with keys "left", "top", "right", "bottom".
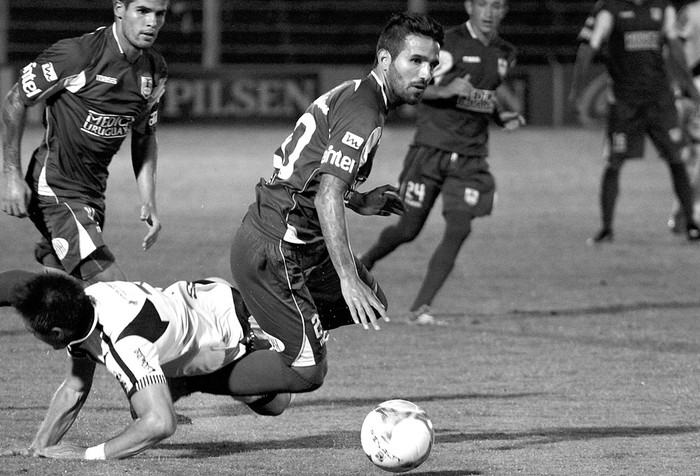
{"left": 12, "top": 274, "right": 93, "bottom": 350}
{"left": 374, "top": 12, "right": 444, "bottom": 106}
{"left": 113, "top": 0, "right": 169, "bottom": 53}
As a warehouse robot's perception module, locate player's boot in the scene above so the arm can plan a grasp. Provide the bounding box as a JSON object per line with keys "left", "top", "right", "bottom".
{"left": 587, "top": 228, "right": 614, "bottom": 245}
{"left": 686, "top": 222, "right": 700, "bottom": 241}
{"left": 408, "top": 305, "right": 447, "bottom": 326}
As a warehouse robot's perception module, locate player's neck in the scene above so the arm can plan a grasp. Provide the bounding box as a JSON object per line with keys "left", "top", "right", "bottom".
{"left": 112, "top": 23, "right": 143, "bottom": 62}
{"left": 467, "top": 20, "right": 496, "bottom": 45}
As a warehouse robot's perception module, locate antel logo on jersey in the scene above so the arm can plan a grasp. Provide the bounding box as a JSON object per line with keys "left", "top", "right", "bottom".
{"left": 321, "top": 145, "right": 356, "bottom": 172}
{"left": 81, "top": 110, "right": 135, "bottom": 138}
{"left": 20, "top": 62, "right": 43, "bottom": 98}
{"left": 341, "top": 131, "right": 364, "bottom": 150}
{"left": 42, "top": 62, "right": 57, "bottom": 82}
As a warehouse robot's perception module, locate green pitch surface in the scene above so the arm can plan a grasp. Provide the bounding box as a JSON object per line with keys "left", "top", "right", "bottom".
{"left": 2, "top": 125, "right": 700, "bottom": 475}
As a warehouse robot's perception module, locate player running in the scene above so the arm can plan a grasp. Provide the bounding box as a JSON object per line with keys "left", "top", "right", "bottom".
{"left": 1, "top": 0, "right": 168, "bottom": 283}
{"left": 0, "top": 270, "right": 290, "bottom": 460}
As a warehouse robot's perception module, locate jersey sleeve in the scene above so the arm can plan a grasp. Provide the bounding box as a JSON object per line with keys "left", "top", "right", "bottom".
{"left": 17, "top": 37, "right": 90, "bottom": 106}
{"left": 105, "top": 334, "right": 167, "bottom": 398}
{"left": 133, "top": 53, "right": 168, "bottom": 136}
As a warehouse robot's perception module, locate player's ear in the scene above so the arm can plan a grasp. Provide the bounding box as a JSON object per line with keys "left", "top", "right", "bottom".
{"left": 114, "top": 1, "right": 125, "bottom": 20}
{"left": 377, "top": 49, "right": 392, "bottom": 71}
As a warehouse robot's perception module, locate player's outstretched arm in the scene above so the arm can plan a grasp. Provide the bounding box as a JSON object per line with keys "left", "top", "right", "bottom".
{"left": 37, "top": 382, "right": 177, "bottom": 460}
{"left": 131, "top": 130, "right": 162, "bottom": 251}
{"left": 316, "top": 174, "right": 387, "bottom": 331}
{"left": 28, "top": 356, "right": 96, "bottom": 456}
{"left": 0, "top": 84, "right": 32, "bottom": 218}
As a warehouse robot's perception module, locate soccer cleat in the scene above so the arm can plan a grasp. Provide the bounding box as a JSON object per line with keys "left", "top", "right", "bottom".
{"left": 587, "top": 228, "right": 614, "bottom": 245}
{"left": 408, "top": 305, "right": 447, "bottom": 326}
{"left": 687, "top": 222, "right": 700, "bottom": 241}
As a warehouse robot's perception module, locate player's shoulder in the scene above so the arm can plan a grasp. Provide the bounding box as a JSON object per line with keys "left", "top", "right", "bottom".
{"left": 491, "top": 35, "right": 516, "bottom": 63}
{"left": 144, "top": 47, "right": 168, "bottom": 79}
{"left": 40, "top": 26, "right": 108, "bottom": 69}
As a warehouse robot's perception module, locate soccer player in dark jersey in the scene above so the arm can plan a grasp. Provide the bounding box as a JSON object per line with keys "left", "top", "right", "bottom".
{"left": 359, "top": 0, "right": 524, "bottom": 325}
{"left": 228, "top": 13, "right": 443, "bottom": 397}
{"left": 0, "top": 271, "right": 290, "bottom": 460}
{"left": 0, "top": 0, "right": 169, "bottom": 284}
{"left": 569, "top": 0, "right": 700, "bottom": 243}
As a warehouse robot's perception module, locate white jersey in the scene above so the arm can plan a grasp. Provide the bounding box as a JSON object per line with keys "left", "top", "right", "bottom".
{"left": 68, "top": 280, "right": 248, "bottom": 397}
{"left": 678, "top": 1, "right": 700, "bottom": 74}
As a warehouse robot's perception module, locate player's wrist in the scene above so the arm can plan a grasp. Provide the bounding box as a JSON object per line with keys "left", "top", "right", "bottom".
{"left": 84, "top": 442, "right": 106, "bottom": 460}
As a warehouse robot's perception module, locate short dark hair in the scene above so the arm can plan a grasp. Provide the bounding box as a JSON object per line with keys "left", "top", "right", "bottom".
{"left": 376, "top": 12, "right": 444, "bottom": 60}
{"left": 12, "top": 274, "right": 93, "bottom": 335}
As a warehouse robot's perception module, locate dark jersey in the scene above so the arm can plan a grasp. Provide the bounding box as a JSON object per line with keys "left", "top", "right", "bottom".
{"left": 246, "top": 72, "right": 388, "bottom": 245}
{"left": 412, "top": 22, "right": 516, "bottom": 157}
{"left": 599, "top": 0, "right": 671, "bottom": 99}
{"left": 18, "top": 24, "right": 167, "bottom": 209}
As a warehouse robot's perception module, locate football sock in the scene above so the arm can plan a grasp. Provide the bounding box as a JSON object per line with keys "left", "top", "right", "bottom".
{"left": 411, "top": 214, "right": 471, "bottom": 311}
{"left": 0, "top": 270, "right": 37, "bottom": 306}
{"left": 600, "top": 166, "right": 619, "bottom": 231}
{"left": 360, "top": 217, "right": 424, "bottom": 270}
{"left": 668, "top": 161, "right": 696, "bottom": 226}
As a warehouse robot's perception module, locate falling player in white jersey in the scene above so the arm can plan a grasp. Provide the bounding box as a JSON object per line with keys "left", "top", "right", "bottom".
{"left": 669, "top": 0, "right": 700, "bottom": 233}
{"left": 0, "top": 271, "right": 289, "bottom": 460}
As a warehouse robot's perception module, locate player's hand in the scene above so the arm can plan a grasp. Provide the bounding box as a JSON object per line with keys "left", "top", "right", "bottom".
{"left": 0, "top": 173, "right": 32, "bottom": 218}
{"left": 346, "top": 185, "right": 405, "bottom": 216}
{"left": 140, "top": 205, "right": 162, "bottom": 251}
{"left": 34, "top": 442, "right": 87, "bottom": 459}
{"left": 498, "top": 111, "right": 526, "bottom": 131}
{"left": 340, "top": 275, "right": 388, "bottom": 331}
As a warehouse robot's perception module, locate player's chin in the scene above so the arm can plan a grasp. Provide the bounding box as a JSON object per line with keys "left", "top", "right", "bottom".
{"left": 404, "top": 90, "right": 425, "bottom": 105}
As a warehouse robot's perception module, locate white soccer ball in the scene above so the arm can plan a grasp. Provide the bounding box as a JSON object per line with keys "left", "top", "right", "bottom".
{"left": 360, "top": 399, "right": 435, "bottom": 473}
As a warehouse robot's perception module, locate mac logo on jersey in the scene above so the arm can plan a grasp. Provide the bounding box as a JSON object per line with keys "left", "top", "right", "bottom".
{"left": 342, "top": 131, "right": 364, "bottom": 150}
{"left": 141, "top": 76, "right": 153, "bottom": 98}
{"left": 81, "top": 110, "right": 135, "bottom": 138}
{"left": 41, "top": 62, "right": 57, "bottom": 82}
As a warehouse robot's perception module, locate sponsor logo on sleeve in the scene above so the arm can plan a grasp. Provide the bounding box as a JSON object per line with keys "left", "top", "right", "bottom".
{"left": 20, "top": 62, "right": 43, "bottom": 98}
{"left": 321, "top": 145, "right": 356, "bottom": 172}
{"left": 462, "top": 56, "right": 481, "bottom": 63}
{"left": 96, "top": 74, "right": 118, "bottom": 85}
{"left": 81, "top": 110, "right": 135, "bottom": 138}
{"left": 41, "top": 62, "right": 57, "bottom": 82}
{"left": 148, "top": 110, "right": 158, "bottom": 127}
{"left": 341, "top": 131, "right": 364, "bottom": 149}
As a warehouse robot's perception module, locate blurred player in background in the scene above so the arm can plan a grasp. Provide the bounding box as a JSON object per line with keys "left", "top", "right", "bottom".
{"left": 359, "top": 0, "right": 524, "bottom": 325}
{"left": 668, "top": 0, "right": 700, "bottom": 233}
{"left": 0, "top": 0, "right": 168, "bottom": 284}
{"left": 0, "top": 271, "right": 290, "bottom": 460}
{"left": 229, "top": 13, "right": 443, "bottom": 397}
{"left": 569, "top": 0, "right": 700, "bottom": 243}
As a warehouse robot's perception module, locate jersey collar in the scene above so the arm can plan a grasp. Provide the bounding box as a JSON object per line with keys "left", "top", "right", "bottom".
{"left": 370, "top": 70, "right": 389, "bottom": 109}
{"left": 112, "top": 23, "right": 143, "bottom": 62}
{"left": 66, "top": 307, "right": 98, "bottom": 349}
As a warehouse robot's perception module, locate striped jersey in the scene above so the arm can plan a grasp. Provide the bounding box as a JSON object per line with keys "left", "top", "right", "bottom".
{"left": 17, "top": 24, "right": 167, "bottom": 210}
{"left": 68, "top": 280, "right": 248, "bottom": 398}
{"left": 246, "top": 72, "right": 388, "bottom": 245}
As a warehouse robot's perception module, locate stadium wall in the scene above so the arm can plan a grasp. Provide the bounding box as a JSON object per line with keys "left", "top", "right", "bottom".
{"left": 0, "top": 63, "right": 608, "bottom": 127}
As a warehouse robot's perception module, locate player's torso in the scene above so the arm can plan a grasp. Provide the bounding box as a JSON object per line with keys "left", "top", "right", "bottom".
{"left": 414, "top": 24, "right": 514, "bottom": 157}
{"left": 25, "top": 26, "right": 165, "bottom": 203}
{"left": 604, "top": 0, "right": 669, "bottom": 95}
{"left": 249, "top": 75, "right": 386, "bottom": 244}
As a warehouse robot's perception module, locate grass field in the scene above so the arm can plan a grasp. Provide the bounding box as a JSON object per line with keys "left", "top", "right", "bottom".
{"left": 1, "top": 124, "right": 700, "bottom": 475}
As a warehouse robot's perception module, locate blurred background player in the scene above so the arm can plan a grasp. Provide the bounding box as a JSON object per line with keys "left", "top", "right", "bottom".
{"left": 359, "top": 0, "right": 524, "bottom": 325}
{"left": 229, "top": 13, "right": 442, "bottom": 397}
{"left": 1, "top": 271, "right": 290, "bottom": 460}
{"left": 668, "top": 0, "right": 700, "bottom": 233}
{"left": 0, "top": 0, "right": 168, "bottom": 285}
{"left": 569, "top": 0, "right": 700, "bottom": 243}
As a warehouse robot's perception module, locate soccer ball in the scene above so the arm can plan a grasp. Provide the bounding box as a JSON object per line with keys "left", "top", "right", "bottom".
{"left": 360, "top": 399, "right": 435, "bottom": 473}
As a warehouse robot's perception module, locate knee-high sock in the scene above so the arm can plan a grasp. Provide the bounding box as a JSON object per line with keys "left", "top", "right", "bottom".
{"left": 600, "top": 167, "right": 620, "bottom": 231}
{"left": 669, "top": 161, "right": 696, "bottom": 226}
{"left": 361, "top": 217, "right": 424, "bottom": 270}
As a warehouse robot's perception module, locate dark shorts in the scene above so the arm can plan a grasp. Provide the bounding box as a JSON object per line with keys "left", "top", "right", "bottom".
{"left": 230, "top": 215, "right": 387, "bottom": 367}
{"left": 606, "top": 94, "right": 683, "bottom": 167}
{"left": 28, "top": 196, "right": 116, "bottom": 280}
{"left": 399, "top": 145, "right": 495, "bottom": 219}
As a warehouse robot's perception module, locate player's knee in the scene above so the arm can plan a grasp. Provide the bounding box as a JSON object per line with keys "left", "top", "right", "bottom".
{"left": 242, "top": 392, "right": 292, "bottom": 416}
{"left": 293, "top": 359, "right": 328, "bottom": 391}
{"left": 80, "top": 247, "right": 126, "bottom": 283}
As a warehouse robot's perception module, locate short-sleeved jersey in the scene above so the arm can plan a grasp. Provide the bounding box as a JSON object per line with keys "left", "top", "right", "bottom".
{"left": 677, "top": 1, "right": 700, "bottom": 74}
{"left": 412, "top": 22, "right": 516, "bottom": 158}
{"left": 68, "top": 280, "right": 247, "bottom": 398}
{"left": 597, "top": 0, "right": 671, "bottom": 99}
{"left": 18, "top": 24, "right": 167, "bottom": 209}
{"left": 245, "top": 72, "right": 388, "bottom": 245}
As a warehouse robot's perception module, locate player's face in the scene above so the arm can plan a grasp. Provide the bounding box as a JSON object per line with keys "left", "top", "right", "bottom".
{"left": 116, "top": 0, "right": 168, "bottom": 51}
{"left": 386, "top": 34, "right": 440, "bottom": 106}
{"left": 466, "top": 0, "right": 507, "bottom": 36}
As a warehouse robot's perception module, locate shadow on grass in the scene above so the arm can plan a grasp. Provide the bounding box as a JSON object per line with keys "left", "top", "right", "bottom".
{"left": 292, "top": 392, "right": 543, "bottom": 409}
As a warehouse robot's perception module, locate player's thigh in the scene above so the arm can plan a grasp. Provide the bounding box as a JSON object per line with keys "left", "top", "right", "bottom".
{"left": 29, "top": 199, "right": 117, "bottom": 279}
{"left": 308, "top": 253, "right": 388, "bottom": 330}
{"left": 230, "top": 220, "right": 326, "bottom": 367}
{"left": 399, "top": 146, "right": 444, "bottom": 215}
{"left": 606, "top": 101, "right": 646, "bottom": 166}
{"left": 645, "top": 96, "right": 684, "bottom": 163}
{"left": 442, "top": 157, "right": 495, "bottom": 218}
